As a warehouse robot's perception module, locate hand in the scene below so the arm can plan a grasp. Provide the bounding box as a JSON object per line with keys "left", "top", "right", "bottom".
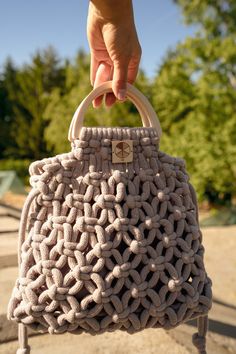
{"left": 87, "top": 0, "right": 142, "bottom": 107}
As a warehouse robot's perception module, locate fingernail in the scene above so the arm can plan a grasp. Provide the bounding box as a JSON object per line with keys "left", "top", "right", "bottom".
{"left": 117, "top": 89, "right": 126, "bottom": 101}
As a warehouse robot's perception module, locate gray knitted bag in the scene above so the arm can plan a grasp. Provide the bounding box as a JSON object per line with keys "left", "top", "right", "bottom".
{"left": 7, "top": 81, "right": 212, "bottom": 354}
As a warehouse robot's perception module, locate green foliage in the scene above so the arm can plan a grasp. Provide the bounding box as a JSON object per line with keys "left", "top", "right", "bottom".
{"left": 43, "top": 50, "right": 94, "bottom": 154}
{"left": 151, "top": 0, "right": 236, "bottom": 203}
{"left": 3, "top": 47, "right": 65, "bottom": 159}
{"left": 175, "top": 0, "right": 236, "bottom": 37}
{"left": 0, "top": 159, "right": 33, "bottom": 185}
{"left": 0, "top": 58, "right": 18, "bottom": 158}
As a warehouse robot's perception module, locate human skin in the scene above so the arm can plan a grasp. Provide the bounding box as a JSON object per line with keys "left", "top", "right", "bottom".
{"left": 87, "top": 0, "right": 142, "bottom": 107}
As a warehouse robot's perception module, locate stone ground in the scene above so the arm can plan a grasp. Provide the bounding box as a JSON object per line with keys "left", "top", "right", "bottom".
{"left": 0, "top": 200, "right": 236, "bottom": 354}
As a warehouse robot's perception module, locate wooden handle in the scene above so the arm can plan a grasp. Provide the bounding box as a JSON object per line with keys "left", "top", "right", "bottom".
{"left": 68, "top": 81, "right": 162, "bottom": 141}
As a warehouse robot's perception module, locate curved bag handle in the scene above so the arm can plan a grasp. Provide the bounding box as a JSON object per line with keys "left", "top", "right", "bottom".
{"left": 68, "top": 81, "right": 162, "bottom": 142}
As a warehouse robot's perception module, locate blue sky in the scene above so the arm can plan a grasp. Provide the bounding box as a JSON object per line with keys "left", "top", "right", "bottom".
{"left": 0, "top": 0, "right": 196, "bottom": 77}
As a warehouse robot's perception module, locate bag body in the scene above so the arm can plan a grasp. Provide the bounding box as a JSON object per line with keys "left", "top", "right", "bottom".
{"left": 7, "top": 82, "right": 212, "bottom": 353}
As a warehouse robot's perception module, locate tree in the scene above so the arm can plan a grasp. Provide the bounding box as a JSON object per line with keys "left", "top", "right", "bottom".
{"left": 4, "top": 46, "right": 65, "bottom": 159}
{"left": 175, "top": 0, "right": 236, "bottom": 37}
{"left": 151, "top": 0, "right": 236, "bottom": 203}
{"left": 0, "top": 58, "right": 18, "bottom": 158}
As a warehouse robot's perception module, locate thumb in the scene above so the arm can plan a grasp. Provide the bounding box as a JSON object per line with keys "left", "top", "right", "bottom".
{"left": 112, "top": 58, "right": 129, "bottom": 101}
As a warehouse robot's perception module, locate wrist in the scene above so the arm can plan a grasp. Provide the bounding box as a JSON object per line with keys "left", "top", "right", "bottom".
{"left": 89, "top": 0, "right": 134, "bottom": 24}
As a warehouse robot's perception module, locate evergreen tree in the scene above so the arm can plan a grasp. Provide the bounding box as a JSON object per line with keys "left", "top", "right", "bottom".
{"left": 0, "top": 58, "right": 18, "bottom": 158}
{"left": 4, "top": 46, "right": 65, "bottom": 159}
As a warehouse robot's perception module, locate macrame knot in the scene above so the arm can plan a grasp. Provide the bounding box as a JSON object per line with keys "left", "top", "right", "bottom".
{"left": 162, "top": 164, "right": 173, "bottom": 177}
{"left": 16, "top": 346, "right": 31, "bottom": 354}
{"left": 182, "top": 250, "right": 195, "bottom": 264}
{"left": 112, "top": 264, "right": 130, "bottom": 278}
{"left": 100, "top": 147, "right": 108, "bottom": 159}
{"left": 113, "top": 218, "right": 122, "bottom": 231}
{"left": 93, "top": 288, "right": 102, "bottom": 303}
{"left": 93, "top": 243, "right": 102, "bottom": 257}
{"left": 139, "top": 170, "right": 147, "bottom": 181}
{"left": 73, "top": 147, "right": 83, "bottom": 160}
{"left": 89, "top": 139, "right": 99, "bottom": 148}
{"left": 112, "top": 312, "right": 120, "bottom": 323}
{"left": 157, "top": 191, "right": 169, "bottom": 202}
{"left": 112, "top": 170, "right": 122, "bottom": 183}
{"left": 162, "top": 234, "right": 172, "bottom": 248}
{"left": 130, "top": 239, "right": 147, "bottom": 254}
{"left": 144, "top": 217, "right": 153, "bottom": 229}
{"left": 65, "top": 194, "right": 74, "bottom": 208}
{"left": 130, "top": 240, "right": 139, "bottom": 253}
{"left": 141, "top": 137, "right": 151, "bottom": 145}
{"left": 168, "top": 277, "right": 183, "bottom": 292}
{"left": 126, "top": 195, "right": 137, "bottom": 209}
{"left": 96, "top": 194, "right": 106, "bottom": 209}
{"left": 173, "top": 206, "right": 183, "bottom": 220}
{"left": 148, "top": 259, "right": 158, "bottom": 271}
{"left": 192, "top": 332, "right": 206, "bottom": 354}
{"left": 37, "top": 180, "right": 49, "bottom": 194}
{"left": 29, "top": 159, "right": 44, "bottom": 175}
{"left": 76, "top": 216, "right": 96, "bottom": 232}
{"left": 130, "top": 284, "right": 139, "bottom": 298}
{"left": 48, "top": 284, "right": 57, "bottom": 300}
{"left": 112, "top": 265, "right": 122, "bottom": 278}
{"left": 143, "top": 146, "right": 152, "bottom": 157}
{"left": 130, "top": 282, "right": 148, "bottom": 298}
{"left": 72, "top": 265, "right": 82, "bottom": 280}
{"left": 55, "top": 172, "right": 63, "bottom": 184}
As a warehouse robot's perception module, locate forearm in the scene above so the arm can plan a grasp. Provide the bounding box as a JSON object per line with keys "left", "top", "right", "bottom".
{"left": 89, "top": 0, "right": 134, "bottom": 24}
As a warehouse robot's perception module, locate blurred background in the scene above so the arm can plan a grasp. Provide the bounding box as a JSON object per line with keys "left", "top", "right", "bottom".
{"left": 0, "top": 1, "right": 236, "bottom": 353}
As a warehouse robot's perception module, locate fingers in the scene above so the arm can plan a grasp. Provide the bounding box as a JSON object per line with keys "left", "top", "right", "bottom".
{"left": 104, "top": 60, "right": 140, "bottom": 107}
{"left": 112, "top": 58, "right": 130, "bottom": 101}
{"left": 111, "top": 53, "right": 141, "bottom": 102}
{"left": 91, "top": 55, "right": 141, "bottom": 108}
{"left": 105, "top": 66, "right": 116, "bottom": 107}
{"left": 90, "top": 54, "right": 99, "bottom": 87}
{"left": 105, "top": 92, "right": 116, "bottom": 107}
{"left": 93, "top": 61, "right": 112, "bottom": 108}
{"left": 92, "top": 60, "right": 116, "bottom": 108}
{"left": 127, "top": 58, "right": 141, "bottom": 85}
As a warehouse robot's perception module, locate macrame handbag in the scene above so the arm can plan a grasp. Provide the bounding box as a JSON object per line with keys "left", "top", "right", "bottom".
{"left": 7, "top": 81, "right": 212, "bottom": 354}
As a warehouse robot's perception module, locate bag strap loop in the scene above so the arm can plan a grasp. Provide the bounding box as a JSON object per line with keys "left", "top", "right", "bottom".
{"left": 192, "top": 315, "right": 209, "bottom": 354}
{"left": 68, "top": 81, "right": 162, "bottom": 142}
